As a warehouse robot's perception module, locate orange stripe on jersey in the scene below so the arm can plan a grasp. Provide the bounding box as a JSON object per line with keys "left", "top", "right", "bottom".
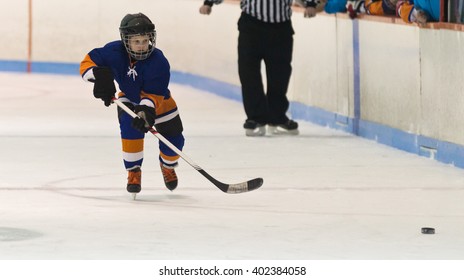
{"left": 365, "top": 0, "right": 384, "bottom": 15}
{"left": 140, "top": 91, "right": 164, "bottom": 108}
{"left": 122, "top": 139, "right": 144, "bottom": 153}
{"left": 140, "top": 91, "right": 179, "bottom": 116}
{"left": 80, "top": 54, "right": 97, "bottom": 76}
{"left": 397, "top": 2, "right": 414, "bottom": 23}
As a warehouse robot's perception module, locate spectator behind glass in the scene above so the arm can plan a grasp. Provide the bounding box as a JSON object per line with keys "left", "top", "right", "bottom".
{"left": 346, "top": 0, "right": 399, "bottom": 18}
{"left": 397, "top": 0, "right": 440, "bottom": 27}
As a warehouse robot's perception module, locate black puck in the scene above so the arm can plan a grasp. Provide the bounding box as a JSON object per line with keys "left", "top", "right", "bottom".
{"left": 421, "top": 227, "right": 435, "bottom": 234}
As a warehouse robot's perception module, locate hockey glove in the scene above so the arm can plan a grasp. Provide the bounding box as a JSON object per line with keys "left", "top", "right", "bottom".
{"left": 93, "top": 67, "right": 116, "bottom": 107}
{"left": 132, "top": 105, "right": 156, "bottom": 133}
{"left": 304, "top": 7, "right": 317, "bottom": 18}
{"left": 199, "top": 5, "right": 212, "bottom": 14}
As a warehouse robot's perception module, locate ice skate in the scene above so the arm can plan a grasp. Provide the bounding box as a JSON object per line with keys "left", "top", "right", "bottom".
{"left": 160, "top": 163, "right": 178, "bottom": 191}
{"left": 127, "top": 167, "right": 141, "bottom": 199}
{"left": 243, "top": 120, "right": 266, "bottom": 137}
{"left": 268, "top": 119, "right": 299, "bottom": 135}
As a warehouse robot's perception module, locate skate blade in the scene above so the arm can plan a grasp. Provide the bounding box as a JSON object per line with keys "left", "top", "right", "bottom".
{"left": 130, "top": 193, "right": 137, "bottom": 200}
{"left": 245, "top": 126, "right": 266, "bottom": 137}
{"left": 267, "top": 126, "right": 299, "bottom": 135}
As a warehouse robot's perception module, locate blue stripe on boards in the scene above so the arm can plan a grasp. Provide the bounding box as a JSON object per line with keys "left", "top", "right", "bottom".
{"left": 1, "top": 59, "right": 464, "bottom": 169}
{"left": 170, "top": 71, "right": 242, "bottom": 102}
{"left": 0, "top": 60, "right": 28, "bottom": 72}
{"left": 32, "top": 62, "right": 79, "bottom": 75}
{"left": 0, "top": 60, "right": 78, "bottom": 75}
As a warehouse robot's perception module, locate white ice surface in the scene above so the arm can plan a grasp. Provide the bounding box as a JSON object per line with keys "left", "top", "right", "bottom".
{"left": 1, "top": 72, "right": 464, "bottom": 260}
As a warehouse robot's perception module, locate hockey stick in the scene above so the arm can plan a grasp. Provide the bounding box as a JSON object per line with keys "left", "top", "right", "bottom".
{"left": 112, "top": 98, "right": 263, "bottom": 194}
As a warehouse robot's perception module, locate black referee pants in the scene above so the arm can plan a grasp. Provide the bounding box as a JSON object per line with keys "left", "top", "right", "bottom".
{"left": 237, "top": 12, "right": 294, "bottom": 125}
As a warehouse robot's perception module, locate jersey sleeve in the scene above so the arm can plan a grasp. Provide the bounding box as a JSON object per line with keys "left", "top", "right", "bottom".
{"left": 79, "top": 42, "right": 119, "bottom": 81}
{"left": 397, "top": 1, "right": 415, "bottom": 23}
{"left": 324, "top": 0, "right": 347, "bottom": 13}
{"left": 79, "top": 48, "right": 107, "bottom": 81}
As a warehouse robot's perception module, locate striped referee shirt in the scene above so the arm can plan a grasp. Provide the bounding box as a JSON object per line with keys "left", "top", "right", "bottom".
{"left": 204, "top": 0, "right": 317, "bottom": 23}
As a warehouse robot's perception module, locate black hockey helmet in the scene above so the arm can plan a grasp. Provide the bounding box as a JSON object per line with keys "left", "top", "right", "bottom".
{"left": 119, "top": 13, "right": 156, "bottom": 60}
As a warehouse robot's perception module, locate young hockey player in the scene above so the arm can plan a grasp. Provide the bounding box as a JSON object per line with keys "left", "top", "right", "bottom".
{"left": 80, "top": 13, "right": 184, "bottom": 196}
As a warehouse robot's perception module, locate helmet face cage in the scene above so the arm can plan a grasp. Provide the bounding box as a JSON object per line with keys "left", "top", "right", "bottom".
{"left": 119, "top": 13, "right": 156, "bottom": 60}
{"left": 121, "top": 30, "right": 156, "bottom": 61}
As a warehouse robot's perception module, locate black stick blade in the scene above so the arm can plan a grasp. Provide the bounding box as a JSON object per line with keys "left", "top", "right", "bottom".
{"left": 224, "top": 177, "right": 264, "bottom": 194}
{"left": 197, "top": 169, "right": 263, "bottom": 194}
{"left": 225, "top": 178, "right": 264, "bottom": 193}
